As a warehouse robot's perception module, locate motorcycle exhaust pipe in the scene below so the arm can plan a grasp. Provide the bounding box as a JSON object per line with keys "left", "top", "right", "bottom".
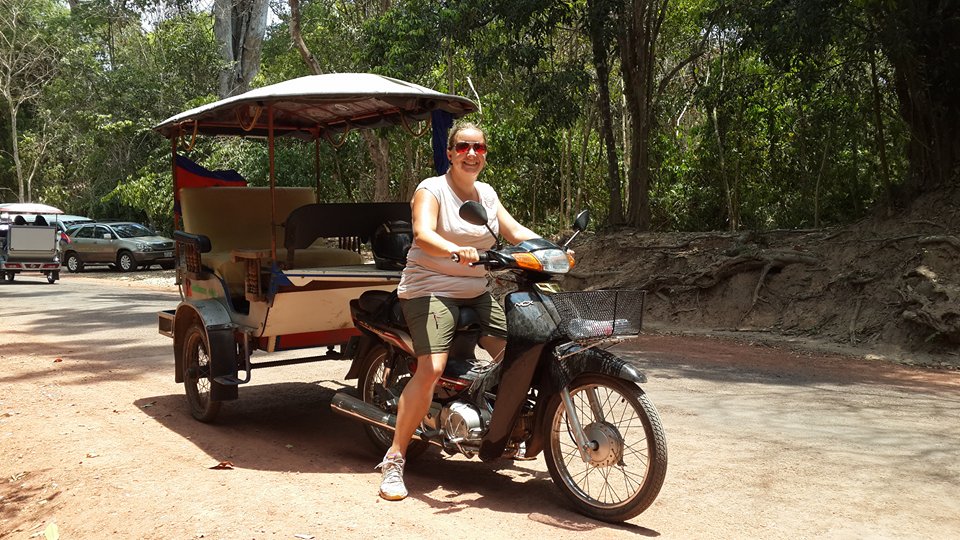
{"left": 330, "top": 392, "right": 436, "bottom": 445}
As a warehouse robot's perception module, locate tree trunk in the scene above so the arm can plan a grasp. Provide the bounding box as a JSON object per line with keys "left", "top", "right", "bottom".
{"left": 289, "top": 0, "right": 322, "bottom": 74}
{"left": 619, "top": 0, "right": 665, "bottom": 230}
{"left": 288, "top": 0, "right": 392, "bottom": 199}
{"left": 363, "top": 130, "right": 391, "bottom": 201}
{"left": 712, "top": 106, "right": 734, "bottom": 230}
{"left": 876, "top": 1, "right": 960, "bottom": 193}
{"left": 214, "top": 0, "right": 269, "bottom": 98}
{"left": 868, "top": 45, "right": 891, "bottom": 197}
{"left": 587, "top": 0, "right": 624, "bottom": 226}
{"left": 7, "top": 103, "right": 24, "bottom": 201}
{"left": 577, "top": 100, "right": 596, "bottom": 213}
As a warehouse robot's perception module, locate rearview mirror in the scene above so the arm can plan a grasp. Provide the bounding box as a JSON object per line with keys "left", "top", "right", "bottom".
{"left": 459, "top": 201, "right": 500, "bottom": 248}
{"left": 459, "top": 200, "right": 488, "bottom": 225}
{"left": 563, "top": 209, "right": 591, "bottom": 250}
{"left": 573, "top": 210, "right": 590, "bottom": 232}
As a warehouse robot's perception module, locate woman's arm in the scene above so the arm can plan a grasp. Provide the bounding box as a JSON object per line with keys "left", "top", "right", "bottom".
{"left": 410, "top": 189, "right": 480, "bottom": 263}
{"left": 496, "top": 203, "right": 539, "bottom": 245}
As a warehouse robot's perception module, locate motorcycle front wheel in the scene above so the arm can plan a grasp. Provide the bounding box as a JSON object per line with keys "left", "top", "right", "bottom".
{"left": 543, "top": 374, "right": 667, "bottom": 523}
{"left": 357, "top": 344, "right": 429, "bottom": 460}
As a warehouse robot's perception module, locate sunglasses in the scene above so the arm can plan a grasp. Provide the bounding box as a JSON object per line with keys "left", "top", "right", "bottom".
{"left": 452, "top": 141, "right": 488, "bottom": 155}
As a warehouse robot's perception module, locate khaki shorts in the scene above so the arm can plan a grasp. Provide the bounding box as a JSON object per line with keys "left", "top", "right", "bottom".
{"left": 400, "top": 293, "right": 508, "bottom": 357}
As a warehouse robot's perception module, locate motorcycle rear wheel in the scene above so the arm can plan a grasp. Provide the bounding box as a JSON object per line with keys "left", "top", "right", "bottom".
{"left": 544, "top": 374, "right": 667, "bottom": 522}
{"left": 357, "top": 345, "right": 429, "bottom": 460}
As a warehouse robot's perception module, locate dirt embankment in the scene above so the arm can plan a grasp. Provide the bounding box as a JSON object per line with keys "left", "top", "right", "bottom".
{"left": 563, "top": 186, "right": 960, "bottom": 368}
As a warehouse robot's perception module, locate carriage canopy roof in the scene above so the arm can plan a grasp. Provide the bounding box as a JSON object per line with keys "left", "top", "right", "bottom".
{"left": 154, "top": 73, "right": 477, "bottom": 140}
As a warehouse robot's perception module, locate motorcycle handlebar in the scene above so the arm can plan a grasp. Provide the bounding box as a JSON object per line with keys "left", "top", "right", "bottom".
{"left": 450, "top": 251, "right": 492, "bottom": 267}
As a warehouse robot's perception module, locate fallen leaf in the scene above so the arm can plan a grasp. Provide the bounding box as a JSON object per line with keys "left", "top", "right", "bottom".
{"left": 209, "top": 461, "right": 234, "bottom": 470}
{"left": 85, "top": 453, "right": 99, "bottom": 458}
{"left": 44, "top": 522, "right": 59, "bottom": 540}
{"left": 53, "top": 358, "right": 62, "bottom": 363}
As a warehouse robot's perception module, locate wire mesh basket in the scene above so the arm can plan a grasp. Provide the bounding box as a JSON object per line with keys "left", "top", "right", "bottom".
{"left": 551, "top": 289, "right": 646, "bottom": 340}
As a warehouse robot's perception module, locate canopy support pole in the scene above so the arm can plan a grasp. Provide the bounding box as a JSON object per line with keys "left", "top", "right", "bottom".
{"left": 314, "top": 138, "right": 321, "bottom": 197}
{"left": 171, "top": 136, "right": 180, "bottom": 231}
{"left": 268, "top": 104, "right": 277, "bottom": 263}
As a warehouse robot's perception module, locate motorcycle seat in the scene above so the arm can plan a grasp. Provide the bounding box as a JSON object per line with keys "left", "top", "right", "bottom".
{"left": 357, "top": 290, "right": 482, "bottom": 331}
{"left": 357, "top": 289, "right": 393, "bottom": 313}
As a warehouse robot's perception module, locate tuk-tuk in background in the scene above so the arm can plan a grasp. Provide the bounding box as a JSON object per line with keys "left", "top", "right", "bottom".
{"left": 154, "top": 73, "right": 476, "bottom": 421}
{"left": 0, "top": 202, "right": 63, "bottom": 283}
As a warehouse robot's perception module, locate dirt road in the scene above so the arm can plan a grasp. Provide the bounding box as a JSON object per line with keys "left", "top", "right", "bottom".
{"left": 2, "top": 272, "right": 959, "bottom": 539}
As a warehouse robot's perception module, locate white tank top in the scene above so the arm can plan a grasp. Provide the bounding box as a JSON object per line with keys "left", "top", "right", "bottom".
{"left": 397, "top": 174, "right": 500, "bottom": 299}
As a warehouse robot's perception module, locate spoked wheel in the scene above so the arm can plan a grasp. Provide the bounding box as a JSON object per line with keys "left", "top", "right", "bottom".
{"left": 357, "top": 344, "right": 428, "bottom": 460}
{"left": 544, "top": 374, "right": 667, "bottom": 523}
{"left": 181, "top": 323, "right": 222, "bottom": 422}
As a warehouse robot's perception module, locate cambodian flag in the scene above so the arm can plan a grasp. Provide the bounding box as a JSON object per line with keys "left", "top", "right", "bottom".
{"left": 173, "top": 155, "right": 247, "bottom": 218}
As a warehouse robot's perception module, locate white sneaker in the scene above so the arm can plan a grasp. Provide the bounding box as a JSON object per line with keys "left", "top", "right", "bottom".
{"left": 376, "top": 452, "right": 407, "bottom": 501}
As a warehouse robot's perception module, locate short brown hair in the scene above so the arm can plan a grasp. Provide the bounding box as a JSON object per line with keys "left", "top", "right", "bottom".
{"left": 447, "top": 121, "right": 486, "bottom": 149}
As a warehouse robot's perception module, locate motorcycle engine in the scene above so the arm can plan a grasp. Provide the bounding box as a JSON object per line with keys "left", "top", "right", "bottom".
{"left": 440, "top": 401, "right": 485, "bottom": 456}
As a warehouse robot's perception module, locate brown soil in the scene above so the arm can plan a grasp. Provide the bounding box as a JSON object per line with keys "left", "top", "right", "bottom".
{"left": 564, "top": 186, "right": 960, "bottom": 369}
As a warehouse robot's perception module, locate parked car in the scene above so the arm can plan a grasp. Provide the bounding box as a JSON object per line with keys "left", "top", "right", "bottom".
{"left": 62, "top": 221, "right": 175, "bottom": 272}
{"left": 46, "top": 214, "right": 94, "bottom": 234}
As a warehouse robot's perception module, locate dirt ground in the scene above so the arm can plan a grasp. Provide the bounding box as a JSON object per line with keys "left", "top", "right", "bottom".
{"left": 565, "top": 186, "right": 960, "bottom": 366}
{"left": 2, "top": 270, "right": 959, "bottom": 539}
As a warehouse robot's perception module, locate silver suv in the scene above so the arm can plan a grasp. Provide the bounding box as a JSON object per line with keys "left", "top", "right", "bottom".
{"left": 62, "top": 222, "right": 175, "bottom": 272}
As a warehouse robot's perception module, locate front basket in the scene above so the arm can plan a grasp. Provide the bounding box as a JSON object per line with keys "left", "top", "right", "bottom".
{"left": 550, "top": 289, "right": 646, "bottom": 340}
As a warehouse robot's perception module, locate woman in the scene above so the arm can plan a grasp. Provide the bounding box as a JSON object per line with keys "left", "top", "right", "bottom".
{"left": 376, "top": 121, "right": 539, "bottom": 501}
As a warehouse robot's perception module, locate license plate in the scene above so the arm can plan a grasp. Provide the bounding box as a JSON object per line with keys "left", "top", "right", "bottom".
{"left": 164, "top": 251, "right": 173, "bottom": 258}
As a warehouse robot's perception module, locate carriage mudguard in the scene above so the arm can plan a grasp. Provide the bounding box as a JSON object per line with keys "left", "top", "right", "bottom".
{"left": 172, "top": 300, "right": 238, "bottom": 401}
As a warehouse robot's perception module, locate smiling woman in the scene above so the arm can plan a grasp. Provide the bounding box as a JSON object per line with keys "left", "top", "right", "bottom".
{"left": 375, "top": 121, "right": 543, "bottom": 500}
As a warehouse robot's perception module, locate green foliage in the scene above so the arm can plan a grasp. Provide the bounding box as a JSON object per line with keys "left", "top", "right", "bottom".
{"left": 0, "top": 0, "right": 942, "bottom": 238}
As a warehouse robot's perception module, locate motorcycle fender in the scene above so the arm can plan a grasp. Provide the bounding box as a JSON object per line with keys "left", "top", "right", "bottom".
{"left": 344, "top": 335, "right": 376, "bottom": 380}
{"left": 552, "top": 347, "right": 646, "bottom": 387}
{"left": 172, "top": 300, "right": 238, "bottom": 401}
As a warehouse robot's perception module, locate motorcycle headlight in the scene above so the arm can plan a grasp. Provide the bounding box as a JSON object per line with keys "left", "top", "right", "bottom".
{"left": 513, "top": 248, "right": 570, "bottom": 274}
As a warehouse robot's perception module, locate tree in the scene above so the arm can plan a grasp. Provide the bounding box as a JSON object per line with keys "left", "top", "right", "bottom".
{"left": 0, "top": 0, "right": 63, "bottom": 202}
{"left": 587, "top": 0, "right": 625, "bottom": 225}
{"left": 870, "top": 1, "right": 960, "bottom": 193}
{"left": 287, "top": 0, "right": 393, "bottom": 201}
{"left": 213, "top": 0, "right": 269, "bottom": 97}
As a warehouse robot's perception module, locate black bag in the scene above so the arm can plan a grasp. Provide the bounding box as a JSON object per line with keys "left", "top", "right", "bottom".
{"left": 372, "top": 220, "right": 413, "bottom": 270}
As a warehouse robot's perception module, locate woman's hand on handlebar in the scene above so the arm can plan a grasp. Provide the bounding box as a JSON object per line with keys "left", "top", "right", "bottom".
{"left": 450, "top": 246, "right": 480, "bottom": 265}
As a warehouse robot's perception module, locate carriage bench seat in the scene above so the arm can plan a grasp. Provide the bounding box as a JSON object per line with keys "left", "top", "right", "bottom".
{"left": 179, "top": 186, "right": 363, "bottom": 291}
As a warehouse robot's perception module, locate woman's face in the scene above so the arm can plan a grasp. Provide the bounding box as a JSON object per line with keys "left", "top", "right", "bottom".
{"left": 447, "top": 127, "right": 487, "bottom": 178}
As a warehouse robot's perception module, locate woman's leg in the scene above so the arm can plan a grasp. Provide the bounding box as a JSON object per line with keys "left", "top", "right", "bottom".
{"left": 388, "top": 351, "right": 447, "bottom": 456}
{"left": 478, "top": 335, "right": 506, "bottom": 363}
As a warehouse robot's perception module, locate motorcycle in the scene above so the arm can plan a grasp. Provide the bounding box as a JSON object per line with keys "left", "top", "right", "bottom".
{"left": 330, "top": 202, "right": 667, "bottom": 522}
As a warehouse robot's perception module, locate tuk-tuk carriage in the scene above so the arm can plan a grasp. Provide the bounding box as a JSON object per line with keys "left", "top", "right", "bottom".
{"left": 0, "top": 202, "right": 63, "bottom": 283}
{"left": 155, "top": 73, "right": 476, "bottom": 421}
